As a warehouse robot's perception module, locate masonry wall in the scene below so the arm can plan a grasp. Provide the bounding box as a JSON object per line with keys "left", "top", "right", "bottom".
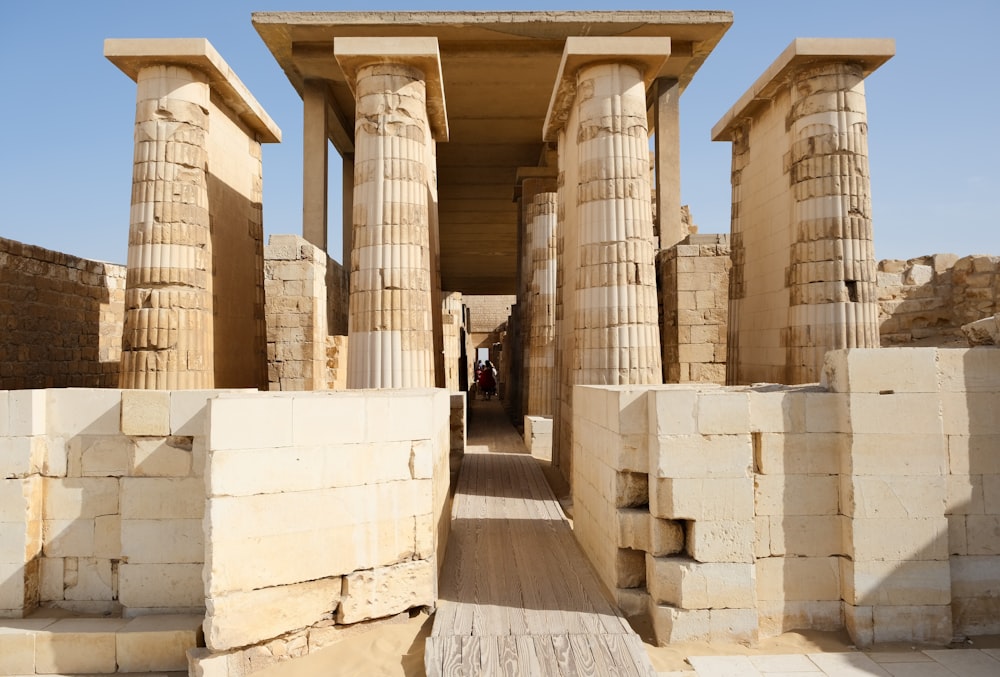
{"left": 464, "top": 294, "right": 514, "bottom": 351}
{"left": 1, "top": 387, "right": 453, "bottom": 669}
{"left": 878, "top": 254, "right": 1000, "bottom": 346}
{"left": 657, "top": 235, "right": 730, "bottom": 384}
{"left": 0, "top": 238, "right": 124, "bottom": 390}
{"left": 572, "top": 347, "right": 1000, "bottom": 648}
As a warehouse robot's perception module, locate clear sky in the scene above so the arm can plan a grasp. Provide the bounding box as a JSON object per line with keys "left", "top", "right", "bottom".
{"left": 1, "top": 1, "right": 997, "bottom": 267}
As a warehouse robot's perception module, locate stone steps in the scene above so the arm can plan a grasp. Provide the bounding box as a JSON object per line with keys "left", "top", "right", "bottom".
{"left": 0, "top": 614, "right": 203, "bottom": 675}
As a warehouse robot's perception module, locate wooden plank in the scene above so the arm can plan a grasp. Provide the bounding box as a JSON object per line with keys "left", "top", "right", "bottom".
{"left": 514, "top": 635, "right": 541, "bottom": 676}
{"left": 568, "top": 634, "right": 600, "bottom": 677}
{"left": 550, "top": 634, "right": 582, "bottom": 676}
{"left": 424, "top": 636, "right": 442, "bottom": 677}
{"left": 497, "top": 635, "right": 520, "bottom": 676}
{"left": 533, "top": 635, "right": 562, "bottom": 676}
{"left": 588, "top": 633, "right": 633, "bottom": 677}
{"left": 461, "top": 636, "right": 482, "bottom": 675}
{"left": 441, "top": 635, "right": 465, "bottom": 677}
{"left": 479, "top": 635, "right": 500, "bottom": 677}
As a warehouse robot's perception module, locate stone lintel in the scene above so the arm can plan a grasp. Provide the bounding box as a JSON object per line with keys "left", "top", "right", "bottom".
{"left": 333, "top": 37, "right": 449, "bottom": 142}
{"left": 104, "top": 38, "right": 281, "bottom": 143}
{"left": 543, "top": 36, "right": 672, "bottom": 142}
{"left": 711, "top": 37, "right": 895, "bottom": 142}
{"left": 513, "top": 166, "right": 558, "bottom": 201}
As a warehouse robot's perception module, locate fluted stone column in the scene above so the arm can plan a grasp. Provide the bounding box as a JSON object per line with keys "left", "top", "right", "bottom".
{"left": 574, "top": 61, "right": 662, "bottom": 385}
{"left": 527, "top": 191, "right": 558, "bottom": 415}
{"left": 120, "top": 64, "right": 213, "bottom": 389}
{"left": 336, "top": 38, "right": 448, "bottom": 389}
{"left": 786, "top": 62, "right": 879, "bottom": 382}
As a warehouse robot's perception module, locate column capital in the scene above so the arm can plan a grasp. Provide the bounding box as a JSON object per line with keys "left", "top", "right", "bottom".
{"left": 105, "top": 38, "right": 281, "bottom": 143}
{"left": 333, "top": 36, "right": 449, "bottom": 141}
{"left": 712, "top": 37, "right": 894, "bottom": 142}
{"left": 513, "top": 167, "right": 557, "bottom": 201}
{"left": 543, "top": 36, "right": 671, "bottom": 142}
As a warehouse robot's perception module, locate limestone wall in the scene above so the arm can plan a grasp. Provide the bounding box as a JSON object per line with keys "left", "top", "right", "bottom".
{"left": 878, "top": 254, "right": 1000, "bottom": 346}
{"left": 0, "top": 238, "right": 125, "bottom": 390}
{"left": 657, "top": 235, "right": 730, "bottom": 384}
{"left": 0, "top": 387, "right": 452, "bottom": 669}
{"left": 572, "top": 347, "right": 1000, "bottom": 648}
{"left": 264, "top": 234, "right": 349, "bottom": 391}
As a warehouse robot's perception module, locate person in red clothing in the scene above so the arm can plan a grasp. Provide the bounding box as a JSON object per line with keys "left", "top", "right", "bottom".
{"left": 476, "top": 360, "right": 497, "bottom": 400}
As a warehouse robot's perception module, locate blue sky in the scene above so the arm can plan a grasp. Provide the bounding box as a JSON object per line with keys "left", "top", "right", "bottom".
{"left": 2, "top": 1, "right": 997, "bottom": 267}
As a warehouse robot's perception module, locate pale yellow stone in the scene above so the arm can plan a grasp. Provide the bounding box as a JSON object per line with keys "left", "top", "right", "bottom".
{"left": 121, "top": 390, "right": 171, "bottom": 436}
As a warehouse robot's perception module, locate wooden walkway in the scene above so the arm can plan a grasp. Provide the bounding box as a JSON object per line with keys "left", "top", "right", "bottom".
{"left": 425, "top": 399, "right": 656, "bottom": 676}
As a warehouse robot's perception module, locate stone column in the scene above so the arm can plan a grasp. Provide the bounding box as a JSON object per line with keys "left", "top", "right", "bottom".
{"left": 574, "top": 61, "right": 662, "bottom": 385}
{"left": 335, "top": 38, "right": 448, "bottom": 389}
{"left": 120, "top": 64, "right": 213, "bottom": 389}
{"left": 786, "top": 62, "right": 880, "bottom": 382}
{"left": 526, "top": 190, "right": 558, "bottom": 415}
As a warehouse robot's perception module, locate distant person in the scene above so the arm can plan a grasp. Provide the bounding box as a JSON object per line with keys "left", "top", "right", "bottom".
{"left": 477, "top": 360, "right": 497, "bottom": 400}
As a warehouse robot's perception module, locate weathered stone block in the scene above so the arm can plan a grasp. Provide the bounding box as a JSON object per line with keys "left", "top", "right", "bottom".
{"left": 34, "top": 618, "right": 128, "bottom": 674}
{"left": 46, "top": 389, "right": 120, "bottom": 436}
{"left": 117, "top": 613, "right": 205, "bottom": 672}
{"left": 872, "top": 605, "right": 952, "bottom": 644}
{"left": 647, "top": 555, "right": 755, "bottom": 608}
{"left": 966, "top": 515, "right": 1000, "bottom": 555}
{"left": 843, "top": 433, "right": 947, "bottom": 476}
{"left": 206, "top": 577, "right": 338, "bottom": 651}
{"left": 757, "top": 600, "right": 842, "bottom": 637}
{"left": 847, "top": 517, "right": 948, "bottom": 561}
{"left": 756, "top": 556, "right": 840, "bottom": 602}
{"left": 697, "top": 391, "right": 750, "bottom": 435}
{"left": 651, "top": 477, "right": 753, "bottom": 521}
{"left": 118, "top": 563, "right": 204, "bottom": 609}
{"left": 9, "top": 390, "right": 46, "bottom": 436}
{"left": 121, "top": 519, "right": 204, "bottom": 564}
{"left": 67, "top": 435, "right": 131, "bottom": 478}
{"left": 64, "top": 557, "right": 114, "bottom": 601}
{"left": 42, "top": 519, "right": 95, "bottom": 557}
{"left": 804, "top": 392, "right": 849, "bottom": 433}
{"left": 755, "top": 475, "right": 838, "bottom": 516}
{"left": 121, "top": 390, "right": 171, "bottom": 436}
{"left": 338, "top": 559, "right": 434, "bottom": 624}
{"left": 39, "top": 557, "right": 64, "bottom": 601}
{"left": 209, "top": 395, "right": 294, "bottom": 452}
{"left": 844, "top": 475, "right": 946, "bottom": 518}
{"left": 131, "top": 436, "right": 194, "bottom": 477}
{"left": 849, "top": 393, "right": 943, "bottom": 435}
{"left": 42, "top": 477, "right": 118, "bottom": 519}
{"left": 652, "top": 434, "right": 752, "bottom": 479}
{"left": 649, "top": 388, "right": 699, "bottom": 436}
{"left": 823, "top": 348, "right": 938, "bottom": 394}
{"left": 0, "top": 623, "right": 36, "bottom": 674}
{"left": 768, "top": 515, "right": 844, "bottom": 558}
{"left": 747, "top": 389, "right": 806, "bottom": 434}
{"left": 121, "top": 477, "right": 204, "bottom": 519}
{"left": 843, "top": 559, "right": 951, "bottom": 606}
{"left": 687, "top": 520, "right": 754, "bottom": 563}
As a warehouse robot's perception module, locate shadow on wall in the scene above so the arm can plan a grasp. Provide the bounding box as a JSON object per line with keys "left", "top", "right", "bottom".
{"left": 0, "top": 237, "right": 124, "bottom": 389}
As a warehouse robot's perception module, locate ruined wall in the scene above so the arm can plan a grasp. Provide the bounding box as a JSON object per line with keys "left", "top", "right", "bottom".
{"left": 1, "top": 387, "right": 452, "bottom": 672}
{"left": 573, "top": 347, "right": 1000, "bottom": 648}
{"left": 264, "top": 234, "right": 349, "bottom": 391}
{"left": 0, "top": 238, "right": 124, "bottom": 390}
{"left": 463, "top": 294, "right": 514, "bottom": 351}
{"left": 657, "top": 235, "right": 730, "bottom": 385}
{"left": 878, "top": 254, "right": 1000, "bottom": 346}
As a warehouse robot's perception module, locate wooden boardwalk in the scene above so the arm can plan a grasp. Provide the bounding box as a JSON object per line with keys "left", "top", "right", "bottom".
{"left": 425, "top": 399, "right": 656, "bottom": 676}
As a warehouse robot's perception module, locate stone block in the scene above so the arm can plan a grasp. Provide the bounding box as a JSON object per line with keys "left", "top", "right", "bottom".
{"left": 208, "top": 440, "right": 412, "bottom": 497}
{"left": 615, "top": 471, "right": 648, "bottom": 508}
{"left": 849, "top": 393, "right": 943, "bottom": 435}
{"left": 170, "top": 390, "right": 224, "bottom": 436}
{"left": 696, "top": 391, "right": 749, "bottom": 434}
{"left": 936, "top": 348, "right": 1000, "bottom": 393}
{"left": 948, "top": 434, "right": 1000, "bottom": 475}
{"left": 842, "top": 559, "right": 951, "bottom": 606}
{"left": 966, "top": 515, "right": 1000, "bottom": 555}
{"left": 0, "top": 476, "right": 41, "bottom": 523}
{"left": 64, "top": 557, "right": 114, "bottom": 601}
{"left": 34, "top": 617, "right": 128, "bottom": 674}
{"left": 951, "top": 555, "right": 1000, "bottom": 599}
{"left": 748, "top": 390, "right": 806, "bottom": 433}
{"left": 847, "top": 517, "right": 948, "bottom": 561}
{"left": 9, "top": 390, "right": 45, "bottom": 436}
{"left": 768, "top": 515, "right": 844, "bottom": 558}
{"left": 843, "top": 476, "right": 946, "bottom": 518}
{"left": 117, "top": 613, "right": 205, "bottom": 672}
{"left": 42, "top": 519, "right": 95, "bottom": 557}
{"left": 646, "top": 555, "right": 755, "bottom": 608}
{"left": 823, "top": 348, "right": 939, "bottom": 394}
{"left": 843, "top": 434, "right": 947, "bottom": 476}
{"left": 0, "top": 435, "right": 43, "bottom": 479}
{"left": 0, "top": 391, "right": 7, "bottom": 438}
{"left": 755, "top": 475, "right": 839, "bottom": 516}
{"left": 757, "top": 600, "right": 842, "bottom": 637}
{"left": 650, "top": 477, "right": 753, "bottom": 521}
{"left": 365, "top": 392, "right": 437, "bottom": 442}
{"left": 67, "top": 435, "right": 131, "bottom": 477}
{"left": 755, "top": 556, "right": 840, "bottom": 602}
{"left": 946, "top": 475, "right": 984, "bottom": 515}
{"left": 616, "top": 587, "right": 649, "bottom": 618}
{"left": 42, "top": 477, "right": 119, "bottom": 519}
{"left": 39, "top": 557, "right": 64, "bottom": 601}
{"left": 687, "top": 520, "right": 754, "bottom": 563}
{"left": 0, "top": 559, "right": 27, "bottom": 610}
{"left": 0, "top": 623, "right": 35, "bottom": 674}
{"left": 121, "top": 477, "right": 204, "bottom": 519}
{"left": 291, "top": 392, "right": 366, "bottom": 445}
{"left": 615, "top": 547, "right": 645, "bottom": 588}
{"left": 209, "top": 395, "right": 294, "bottom": 452}
{"left": 804, "top": 392, "right": 849, "bottom": 433}
{"left": 872, "top": 605, "right": 952, "bottom": 644}
{"left": 952, "top": 596, "right": 1000, "bottom": 636}
{"left": 649, "top": 388, "right": 699, "bottom": 435}
{"left": 94, "top": 514, "right": 121, "bottom": 559}
{"left": 45, "top": 389, "right": 120, "bottom": 436}
{"left": 121, "top": 519, "right": 204, "bottom": 564}
{"left": 941, "top": 392, "right": 1000, "bottom": 435}
{"left": 205, "top": 577, "right": 339, "bottom": 651}
{"left": 131, "top": 436, "right": 194, "bottom": 477}
{"left": 652, "top": 434, "right": 752, "bottom": 479}
{"left": 844, "top": 603, "right": 874, "bottom": 647}
{"left": 121, "top": 390, "right": 171, "bottom": 436}
{"left": 949, "top": 515, "right": 967, "bottom": 556}
{"left": 118, "top": 563, "right": 205, "bottom": 609}
{"left": 647, "top": 604, "right": 709, "bottom": 644}
{"left": 338, "top": 559, "right": 434, "bottom": 624}
{"left": 754, "top": 433, "right": 850, "bottom": 475}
